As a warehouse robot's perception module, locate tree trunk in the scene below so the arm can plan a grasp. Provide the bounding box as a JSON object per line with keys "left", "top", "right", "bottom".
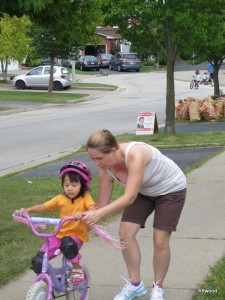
{"left": 1, "top": 60, "right": 8, "bottom": 81}
{"left": 48, "top": 58, "right": 54, "bottom": 93}
{"left": 213, "top": 60, "right": 220, "bottom": 96}
{"left": 164, "top": 28, "right": 176, "bottom": 134}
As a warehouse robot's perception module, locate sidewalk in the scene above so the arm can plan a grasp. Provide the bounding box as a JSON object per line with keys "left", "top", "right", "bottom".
{"left": 1, "top": 151, "right": 225, "bottom": 299}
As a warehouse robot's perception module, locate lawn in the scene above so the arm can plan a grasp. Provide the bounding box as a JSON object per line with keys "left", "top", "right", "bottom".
{"left": 0, "top": 91, "right": 89, "bottom": 103}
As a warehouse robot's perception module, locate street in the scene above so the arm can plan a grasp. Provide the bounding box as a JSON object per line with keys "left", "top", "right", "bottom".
{"left": 0, "top": 71, "right": 218, "bottom": 175}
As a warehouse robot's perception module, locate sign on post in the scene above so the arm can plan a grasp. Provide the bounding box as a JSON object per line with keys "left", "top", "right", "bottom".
{"left": 136, "top": 112, "right": 158, "bottom": 135}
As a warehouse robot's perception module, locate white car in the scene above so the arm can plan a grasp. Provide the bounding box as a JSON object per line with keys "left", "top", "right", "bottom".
{"left": 11, "top": 66, "right": 72, "bottom": 91}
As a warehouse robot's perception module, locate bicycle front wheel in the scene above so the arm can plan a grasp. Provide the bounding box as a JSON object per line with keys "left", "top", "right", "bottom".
{"left": 67, "top": 266, "right": 90, "bottom": 300}
{"left": 26, "top": 280, "right": 49, "bottom": 300}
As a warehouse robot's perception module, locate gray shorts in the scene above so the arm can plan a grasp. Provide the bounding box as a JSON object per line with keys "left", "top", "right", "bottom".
{"left": 121, "top": 188, "right": 186, "bottom": 232}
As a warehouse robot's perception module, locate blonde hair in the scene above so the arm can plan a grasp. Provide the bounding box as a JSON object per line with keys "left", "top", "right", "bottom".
{"left": 86, "top": 129, "right": 118, "bottom": 154}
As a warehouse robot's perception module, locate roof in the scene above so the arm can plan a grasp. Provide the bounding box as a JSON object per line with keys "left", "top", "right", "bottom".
{"left": 96, "top": 27, "right": 121, "bottom": 40}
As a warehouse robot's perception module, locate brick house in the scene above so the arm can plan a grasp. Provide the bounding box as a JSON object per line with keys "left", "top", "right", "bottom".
{"left": 83, "top": 26, "right": 131, "bottom": 56}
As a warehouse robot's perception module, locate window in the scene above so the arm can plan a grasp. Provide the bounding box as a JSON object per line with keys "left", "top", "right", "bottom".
{"left": 28, "top": 67, "right": 43, "bottom": 75}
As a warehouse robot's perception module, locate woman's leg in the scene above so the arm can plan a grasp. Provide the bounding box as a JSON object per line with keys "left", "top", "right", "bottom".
{"left": 119, "top": 221, "right": 141, "bottom": 282}
{"left": 153, "top": 228, "right": 171, "bottom": 286}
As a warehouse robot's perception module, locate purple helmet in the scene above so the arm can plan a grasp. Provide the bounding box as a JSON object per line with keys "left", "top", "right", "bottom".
{"left": 59, "top": 160, "right": 92, "bottom": 188}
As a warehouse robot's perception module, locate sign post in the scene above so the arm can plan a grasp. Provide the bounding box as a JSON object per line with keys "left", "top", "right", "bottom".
{"left": 136, "top": 112, "right": 158, "bottom": 135}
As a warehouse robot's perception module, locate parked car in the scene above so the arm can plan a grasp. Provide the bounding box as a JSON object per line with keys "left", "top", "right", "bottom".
{"left": 40, "top": 57, "right": 52, "bottom": 65}
{"left": 75, "top": 55, "right": 100, "bottom": 71}
{"left": 96, "top": 53, "right": 113, "bottom": 68}
{"left": 11, "top": 66, "right": 72, "bottom": 91}
{"left": 109, "top": 52, "right": 141, "bottom": 72}
{"left": 62, "top": 59, "right": 72, "bottom": 68}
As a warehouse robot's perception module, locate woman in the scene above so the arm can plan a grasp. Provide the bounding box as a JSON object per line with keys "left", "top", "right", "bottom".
{"left": 82, "top": 130, "right": 187, "bottom": 300}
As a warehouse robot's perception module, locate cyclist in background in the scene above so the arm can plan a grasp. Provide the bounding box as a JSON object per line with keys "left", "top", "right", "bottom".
{"left": 193, "top": 70, "right": 201, "bottom": 86}
{"left": 208, "top": 62, "right": 214, "bottom": 87}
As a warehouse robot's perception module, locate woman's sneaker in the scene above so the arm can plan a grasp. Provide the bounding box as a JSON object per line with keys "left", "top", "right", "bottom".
{"left": 113, "top": 278, "right": 146, "bottom": 300}
{"left": 71, "top": 268, "right": 85, "bottom": 285}
{"left": 150, "top": 283, "right": 164, "bottom": 300}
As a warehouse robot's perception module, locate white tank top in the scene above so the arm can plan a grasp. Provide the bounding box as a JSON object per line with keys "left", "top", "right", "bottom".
{"left": 107, "top": 142, "right": 187, "bottom": 196}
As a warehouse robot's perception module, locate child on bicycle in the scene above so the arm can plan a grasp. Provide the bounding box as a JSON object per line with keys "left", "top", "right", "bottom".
{"left": 192, "top": 70, "right": 201, "bottom": 84}
{"left": 16, "top": 160, "right": 96, "bottom": 286}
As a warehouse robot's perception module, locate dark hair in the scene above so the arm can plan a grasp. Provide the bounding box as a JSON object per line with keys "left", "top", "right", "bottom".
{"left": 62, "top": 171, "right": 89, "bottom": 203}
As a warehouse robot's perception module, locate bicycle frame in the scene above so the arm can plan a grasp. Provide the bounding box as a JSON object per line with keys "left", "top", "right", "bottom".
{"left": 13, "top": 213, "right": 88, "bottom": 300}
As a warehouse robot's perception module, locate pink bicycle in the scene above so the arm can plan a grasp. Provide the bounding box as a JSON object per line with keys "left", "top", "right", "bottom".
{"left": 12, "top": 211, "right": 123, "bottom": 300}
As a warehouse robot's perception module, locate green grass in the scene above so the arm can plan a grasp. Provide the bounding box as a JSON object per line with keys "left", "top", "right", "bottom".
{"left": 0, "top": 91, "right": 89, "bottom": 103}
{"left": 116, "top": 131, "right": 225, "bottom": 149}
{"left": 73, "top": 82, "right": 117, "bottom": 90}
{"left": 0, "top": 132, "right": 225, "bottom": 295}
{"left": 0, "top": 176, "right": 123, "bottom": 285}
{"left": 0, "top": 106, "right": 15, "bottom": 111}
{"left": 0, "top": 80, "right": 10, "bottom": 85}
{"left": 192, "top": 257, "right": 225, "bottom": 300}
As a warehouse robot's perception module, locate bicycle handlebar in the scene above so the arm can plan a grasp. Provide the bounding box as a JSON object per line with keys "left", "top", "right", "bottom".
{"left": 12, "top": 211, "right": 76, "bottom": 238}
{"left": 12, "top": 211, "right": 125, "bottom": 250}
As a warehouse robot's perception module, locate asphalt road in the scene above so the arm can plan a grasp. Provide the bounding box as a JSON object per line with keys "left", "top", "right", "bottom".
{"left": 1, "top": 68, "right": 225, "bottom": 176}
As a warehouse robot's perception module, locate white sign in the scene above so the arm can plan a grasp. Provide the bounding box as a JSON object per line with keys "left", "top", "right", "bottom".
{"left": 136, "top": 111, "right": 158, "bottom": 135}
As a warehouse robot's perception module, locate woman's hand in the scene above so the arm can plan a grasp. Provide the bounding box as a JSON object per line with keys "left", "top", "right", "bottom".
{"left": 74, "top": 212, "right": 83, "bottom": 220}
{"left": 81, "top": 210, "right": 103, "bottom": 225}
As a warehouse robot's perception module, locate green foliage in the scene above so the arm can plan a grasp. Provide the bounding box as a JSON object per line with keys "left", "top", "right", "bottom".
{"left": 0, "top": 0, "right": 51, "bottom": 17}
{"left": 0, "top": 14, "right": 31, "bottom": 72}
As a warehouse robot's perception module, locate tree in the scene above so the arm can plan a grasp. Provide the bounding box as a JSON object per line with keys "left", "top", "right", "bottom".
{"left": 29, "top": 0, "right": 103, "bottom": 93}
{"left": 103, "top": 0, "right": 225, "bottom": 133}
{"left": 102, "top": 1, "right": 197, "bottom": 133}
{"left": 180, "top": 2, "right": 225, "bottom": 96}
{"left": 0, "top": 14, "right": 31, "bottom": 80}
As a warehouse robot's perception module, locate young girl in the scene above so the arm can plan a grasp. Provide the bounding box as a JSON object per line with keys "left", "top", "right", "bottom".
{"left": 16, "top": 160, "right": 96, "bottom": 285}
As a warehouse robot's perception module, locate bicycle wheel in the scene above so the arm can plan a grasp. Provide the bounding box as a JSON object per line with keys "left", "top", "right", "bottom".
{"left": 67, "top": 266, "right": 90, "bottom": 300}
{"left": 195, "top": 82, "right": 199, "bottom": 89}
{"left": 190, "top": 82, "right": 193, "bottom": 89}
{"left": 26, "top": 280, "right": 49, "bottom": 300}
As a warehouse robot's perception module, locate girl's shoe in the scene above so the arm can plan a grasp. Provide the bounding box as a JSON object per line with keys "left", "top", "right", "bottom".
{"left": 150, "top": 283, "right": 165, "bottom": 300}
{"left": 71, "top": 268, "right": 84, "bottom": 285}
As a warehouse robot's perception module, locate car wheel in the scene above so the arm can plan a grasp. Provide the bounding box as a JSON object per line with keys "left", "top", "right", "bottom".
{"left": 16, "top": 80, "right": 26, "bottom": 90}
{"left": 136, "top": 69, "right": 140, "bottom": 72}
{"left": 53, "top": 81, "right": 63, "bottom": 91}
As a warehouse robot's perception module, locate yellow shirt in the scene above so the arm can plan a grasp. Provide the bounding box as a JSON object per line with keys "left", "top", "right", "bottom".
{"left": 44, "top": 193, "right": 95, "bottom": 242}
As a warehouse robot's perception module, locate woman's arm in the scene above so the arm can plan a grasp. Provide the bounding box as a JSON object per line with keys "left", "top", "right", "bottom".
{"left": 82, "top": 145, "right": 151, "bottom": 224}
{"left": 96, "top": 168, "right": 114, "bottom": 208}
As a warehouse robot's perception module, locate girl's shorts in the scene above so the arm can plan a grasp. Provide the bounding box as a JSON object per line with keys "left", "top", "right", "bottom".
{"left": 121, "top": 188, "right": 186, "bottom": 232}
{"left": 40, "top": 235, "right": 83, "bottom": 263}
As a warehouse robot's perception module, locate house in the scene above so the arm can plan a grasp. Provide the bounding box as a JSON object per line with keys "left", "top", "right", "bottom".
{"left": 83, "top": 26, "right": 131, "bottom": 56}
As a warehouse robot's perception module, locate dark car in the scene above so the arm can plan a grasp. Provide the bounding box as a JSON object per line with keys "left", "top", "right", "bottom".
{"left": 62, "top": 59, "right": 72, "bottom": 68}
{"left": 96, "top": 53, "right": 113, "bottom": 68}
{"left": 109, "top": 52, "right": 141, "bottom": 72}
{"left": 75, "top": 55, "right": 100, "bottom": 71}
